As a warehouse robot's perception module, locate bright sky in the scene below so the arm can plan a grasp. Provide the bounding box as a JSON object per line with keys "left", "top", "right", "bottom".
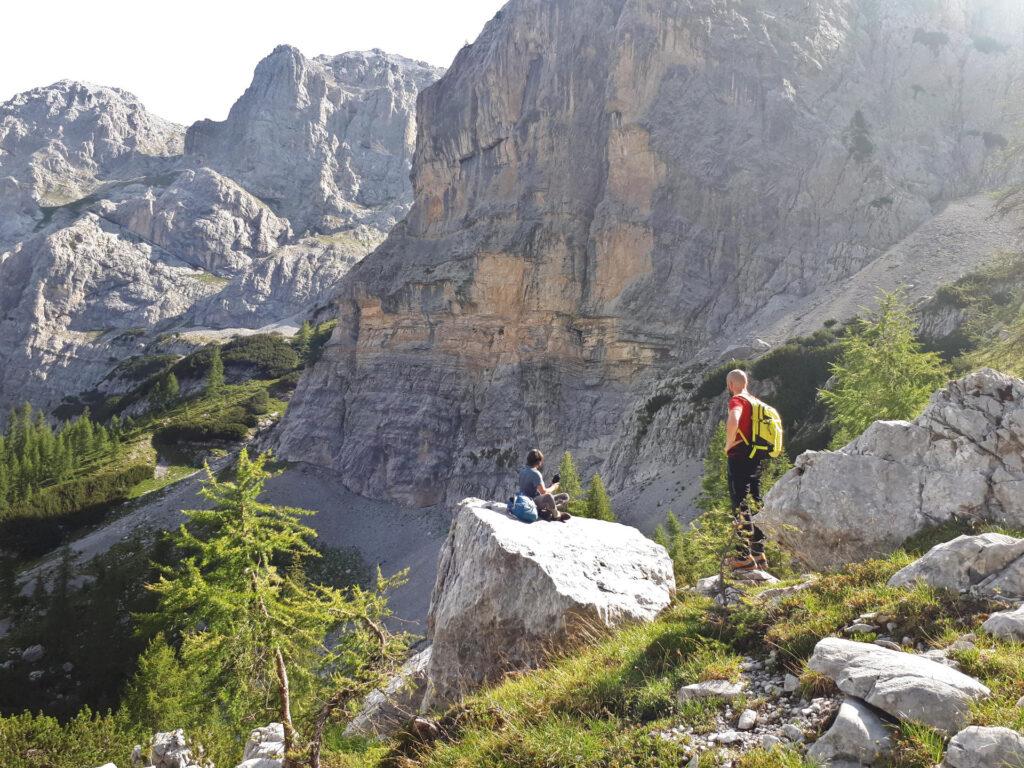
{"left": 1, "top": 0, "right": 508, "bottom": 126}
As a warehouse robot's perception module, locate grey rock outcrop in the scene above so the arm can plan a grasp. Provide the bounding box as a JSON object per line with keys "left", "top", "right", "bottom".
{"left": 807, "top": 697, "right": 893, "bottom": 767}
{"left": 942, "top": 726, "right": 1024, "bottom": 768}
{"left": 278, "top": 0, "right": 1024, "bottom": 508}
{"left": 0, "top": 214, "right": 220, "bottom": 414}
{"left": 235, "top": 723, "right": 284, "bottom": 768}
{"left": 345, "top": 646, "right": 432, "bottom": 738}
{"left": 888, "top": 533, "right": 1024, "bottom": 601}
{"left": 676, "top": 679, "right": 745, "bottom": 704}
{"left": 104, "top": 167, "right": 293, "bottom": 274}
{"left": 808, "top": 638, "right": 990, "bottom": 734}
{"left": 0, "top": 79, "right": 182, "bottom": 211}
{"left": 185, "top": 47, "right": 441, "bottom": 234}
{"left": 148, "top": 729, "right": 199, "bottom": 768}
{"left": 760, "top": 371, "right": 1024, "bottom": 569}
{"left": 421, "top": 498, "right": 674, "bottom": 711}
{"left": 982, "top": 604, "right": 1024, "bottom": 641}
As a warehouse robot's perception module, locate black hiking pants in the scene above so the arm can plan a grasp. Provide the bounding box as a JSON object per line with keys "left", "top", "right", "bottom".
{"left": 727, "top": 450, "right": 766, "bottom": 558}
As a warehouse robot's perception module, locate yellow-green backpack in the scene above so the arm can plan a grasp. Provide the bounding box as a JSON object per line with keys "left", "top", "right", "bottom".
{"left": 738, "top": 394, "right": 784, "bottom": 459}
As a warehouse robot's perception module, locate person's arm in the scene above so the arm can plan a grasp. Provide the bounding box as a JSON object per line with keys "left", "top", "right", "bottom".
{"left": 725, "top": 404, "right": 744, "bottom": 455}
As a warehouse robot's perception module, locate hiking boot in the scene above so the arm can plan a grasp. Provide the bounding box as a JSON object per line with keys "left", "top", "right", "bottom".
{"left": 725, "top": 555, "right": 757, "bottom": 572}
{"left": 752, "top": 554, "right": 769, "bottom": 570}
{"left": 557, "top": 511, "right": 572, "bottom": 522}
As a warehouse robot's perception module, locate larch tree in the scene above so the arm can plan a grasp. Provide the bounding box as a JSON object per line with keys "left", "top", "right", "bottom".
{"left": 820, "top": 292, "right": 948, "bottom": 447}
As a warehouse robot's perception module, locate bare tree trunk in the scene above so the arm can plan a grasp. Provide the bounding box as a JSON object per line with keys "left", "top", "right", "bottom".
{"left": 275, "top": 647, "right": 296, "bottom": 768}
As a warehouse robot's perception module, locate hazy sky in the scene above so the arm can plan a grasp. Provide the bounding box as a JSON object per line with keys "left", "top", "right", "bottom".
{"left": 1, "top": 0, "right": 508, "bottom": 126}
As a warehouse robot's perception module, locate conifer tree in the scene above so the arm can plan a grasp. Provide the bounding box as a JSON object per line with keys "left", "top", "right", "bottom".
{"left": 696, "top": 423, "right": 730, "bottom": 513}
{"left": 820, "top": 292, "right": 948, "bottom": 447}
{"left": 206, "top": 346, "right": 225, "bottom": 395}
{"left": 295, "top": 321, "right": 313, "bottom": 364}
{"left": 580, "top": 473, "right": 616, "bottom": 521}
{"left": 118, "top": 633, "right": 197, "bottom": 734}
{"left": 557, "top": 451, "right": 585, "bottom": 515}
{"left": 146, "top": 450, "right": 406, "bottom": 766}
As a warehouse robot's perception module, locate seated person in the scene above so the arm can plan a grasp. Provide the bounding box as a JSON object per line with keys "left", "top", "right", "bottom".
{"left": 518, "top": 448, "right": 571, "bottom": 522}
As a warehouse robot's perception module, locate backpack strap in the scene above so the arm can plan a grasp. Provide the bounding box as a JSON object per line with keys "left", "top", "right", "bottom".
{"left": 736, "top": 393, "right": 769, "bottom": 460}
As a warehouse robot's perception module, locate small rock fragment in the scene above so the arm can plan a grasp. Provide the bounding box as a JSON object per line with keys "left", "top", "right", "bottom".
{"left": 737, "top": 709, "right": 758, "bottom": 730}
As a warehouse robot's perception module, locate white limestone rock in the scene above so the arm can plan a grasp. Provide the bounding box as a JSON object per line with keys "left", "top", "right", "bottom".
{"left": 421, "top": 499, "right": 675, "bottom": 711}
{"left": 242, "top": 723, "right": 284, "bottom": 761}
{"left": 761, "top": 371, "right": 1024, "bottom": 569}
{"left": 982, "top": 604, "right": 1024, "bottom": 641}
{"left": 888, "top": 533, "right": 1024, "bottom": 600}
{"left": 677, "top": 679, "right": 745, "bottom": 704}
{"left": 148, "top": 729, "right": 196, "bottom": 768}
{"left": 808, "top": 638, "right": 990, "bottom": 734}
{"left": 807, "top": 697, "right": 893, "bottom": 766}
{"left": 942, "top": 726, "right": 1024, "bottom": 768}
{"left": 345, "top": 646, "right": 432, "bottom": 738}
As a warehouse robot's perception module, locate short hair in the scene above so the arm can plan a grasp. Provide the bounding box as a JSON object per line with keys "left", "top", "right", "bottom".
{"left": 726, "top": 369, "right": 748, "bottom": 388}
{"left": 526, "top": 449, "right": 544, "bottom": 467}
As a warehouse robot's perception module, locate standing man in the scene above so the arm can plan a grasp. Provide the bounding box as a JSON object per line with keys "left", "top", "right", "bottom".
{"left": 518, "top": 449, "right": 572, "bottom": 522}
{"left": 723, "top": 369, "right": 768, "bottom": 571}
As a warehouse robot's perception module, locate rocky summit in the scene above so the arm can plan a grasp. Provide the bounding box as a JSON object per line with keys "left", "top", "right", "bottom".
{"left": 760, "top": 370, "right": 1024, "bottom": 568}
{"left": 186, "top": 47, "right": 441, "bottom": 235}
{"left": 0, "top": 49, "right": 441, "bottom": 419}
{"left": 276, "top": 0, "right": 1024, "bottom": 508}
{"left": 421, "top": 498, "right": 675, "bottom": 711}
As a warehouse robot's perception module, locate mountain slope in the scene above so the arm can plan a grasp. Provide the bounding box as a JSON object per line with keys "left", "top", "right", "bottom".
{"left": 277, "top": 0, "right": 1024, "bottom": 508}
{"left": 0, "top": 49, "right": 442, "bottom": 419}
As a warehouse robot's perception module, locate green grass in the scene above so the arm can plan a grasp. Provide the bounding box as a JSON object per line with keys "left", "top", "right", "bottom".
{"left": 127, "top": 464, "right": 196, "bottom": 499}
{"left": 192, "top": 272, "right": 229, "bottom": 288}
{"left": 6, "top": 525, "right": 1024, "bottom": 767}
{"left": 323, "top": 533, "right": 1024, "bottom": 768}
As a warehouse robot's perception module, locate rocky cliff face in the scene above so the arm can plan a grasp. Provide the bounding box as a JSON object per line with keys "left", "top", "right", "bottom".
{"left": 0, "top": 50, "right": 441, "bottom": 418}
{"left": 185, "top": 47, "right": 442, "bottom": 235}
{"left": 759, "top": 369, "right": 1024, "bottom": 569}
{"left": 278, "top": 0, "right": 1024, "bottom": 508}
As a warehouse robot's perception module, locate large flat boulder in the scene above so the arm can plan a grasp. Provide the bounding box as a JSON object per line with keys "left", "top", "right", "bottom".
{"left": 808, "top": 638, "right": 990, "bottom": 734}
{"left": 888, "top": 533, "right": 1024, "bottom": 600}
{"left": 760, "top": 371, "right": 1024, "bottom": 569}
{"left": 421, "top": 499, "right": 675, "bottom": 711}
{"left": 942, "top": 726, "right": 1024, "bottom": 768}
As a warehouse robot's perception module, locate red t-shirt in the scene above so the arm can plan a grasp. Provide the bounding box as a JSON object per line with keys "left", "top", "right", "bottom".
{"left": 728, "top": 395, "right": 753, "bottom": 455}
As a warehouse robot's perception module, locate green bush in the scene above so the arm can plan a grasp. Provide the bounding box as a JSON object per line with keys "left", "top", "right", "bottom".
{"left": 222, "top": 334, "right": 300, "bottom": 378}
{"left": 244, "top": 388, "right": 271, "bottom": 416}
{"left": 154, "top": 420, "right": 250, "bottom": 445}
{"left": 691, "top": 359, "right": 753, "bottom": 403}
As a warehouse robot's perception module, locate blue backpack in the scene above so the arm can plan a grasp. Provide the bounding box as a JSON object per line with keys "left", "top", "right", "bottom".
{"left": 507, "top": 493, "right": 538, "bottom": 523}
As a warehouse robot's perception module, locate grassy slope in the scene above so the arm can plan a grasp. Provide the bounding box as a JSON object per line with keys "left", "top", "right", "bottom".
{"left": 329, "top": 523, "right": 1024, "bottom": 768}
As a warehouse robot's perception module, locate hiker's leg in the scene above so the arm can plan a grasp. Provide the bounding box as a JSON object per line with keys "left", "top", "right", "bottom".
{"left": 726, "top": 453, "right": 747, "bottom": 511}
{"left": 749, "top": 457, "right": 764, "bottom": 507}
{"left": 727, "top": 454, "right": 754, "bottom": 556}
{"left": 536, "top": 493, "right": 558, "bottom": 520}
{"left": 748, "top": 457, "right": 766, "bottom": 558}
